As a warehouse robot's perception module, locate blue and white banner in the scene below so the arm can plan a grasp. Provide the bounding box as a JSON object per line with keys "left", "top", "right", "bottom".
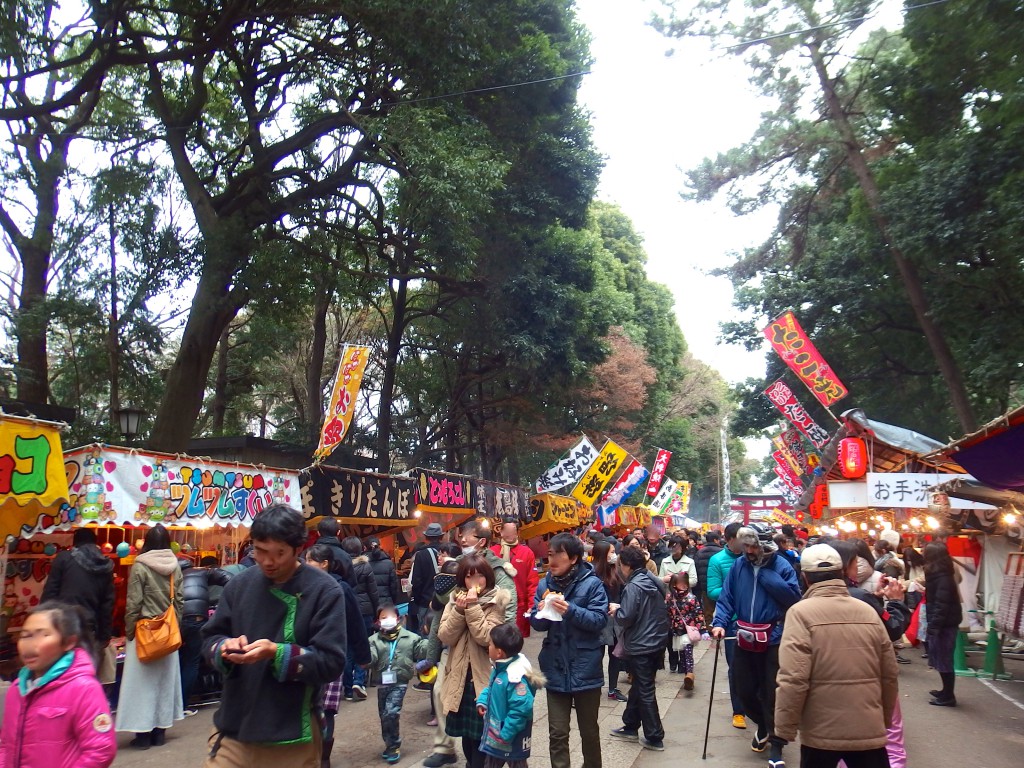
{"left": 596, "top": 460, "right": 649, "bottom": 525}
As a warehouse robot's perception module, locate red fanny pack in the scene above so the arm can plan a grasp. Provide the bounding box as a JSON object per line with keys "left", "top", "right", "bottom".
{"left": 735, "top": 620, "right": 773, "bottom": 653}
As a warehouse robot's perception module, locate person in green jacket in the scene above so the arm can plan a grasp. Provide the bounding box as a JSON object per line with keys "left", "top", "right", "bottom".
{"left": 704, "top": 522, "right": 746, "bottom": 730}
{"left": 370, "top": 604, "right": 429, "bottom": 764}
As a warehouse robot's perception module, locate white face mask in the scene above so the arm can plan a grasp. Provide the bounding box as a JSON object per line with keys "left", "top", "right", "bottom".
{"left": 380, "top": 617, "right": 399, "bottom": 631}
{"left": 461, "top": 545, "right": 479, "bottom": 556}
{"left": 608, "top": 553, "right": 618, "bottom": 564}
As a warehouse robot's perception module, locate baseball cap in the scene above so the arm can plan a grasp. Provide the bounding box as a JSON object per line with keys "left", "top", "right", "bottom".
{"left": 800, "top": 543, "right": 843, "bottom": 573}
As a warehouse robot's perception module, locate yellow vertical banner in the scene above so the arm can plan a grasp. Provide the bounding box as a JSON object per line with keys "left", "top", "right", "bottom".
{"left": 314, "top": 344, "right": 370, "bottom": 461}
{"left": 569, "top": 440, "right": 627, "bottom": 506}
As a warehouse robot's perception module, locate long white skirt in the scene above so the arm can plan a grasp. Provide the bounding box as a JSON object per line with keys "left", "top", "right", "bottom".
{"left": 114, "top": 638, "right": 184, "bottom": 733}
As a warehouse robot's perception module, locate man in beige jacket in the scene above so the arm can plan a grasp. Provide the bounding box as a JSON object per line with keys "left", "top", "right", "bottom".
{"left": 774, "top": 544, "right": 898, "bottom": 768}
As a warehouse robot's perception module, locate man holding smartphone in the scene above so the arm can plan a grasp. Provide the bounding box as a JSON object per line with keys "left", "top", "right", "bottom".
{"left": 202, "top": 505, "right": 347, "bottom": 768}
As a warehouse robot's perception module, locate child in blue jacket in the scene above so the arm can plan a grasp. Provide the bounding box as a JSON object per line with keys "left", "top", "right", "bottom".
{"left": 475, "top": 623, "right": 545, "bottom": 768}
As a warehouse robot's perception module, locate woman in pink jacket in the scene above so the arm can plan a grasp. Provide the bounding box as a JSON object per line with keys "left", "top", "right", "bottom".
{"left": 0, "top": 602, "right": 117, "bottom": 768}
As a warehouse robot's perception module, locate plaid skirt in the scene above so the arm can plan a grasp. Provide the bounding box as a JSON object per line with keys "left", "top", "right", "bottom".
{"left": 322, "top": 676, "right": 345, "bottom": 712}
{"left": 445, "top": 673, "right": 484, "bottom": 739}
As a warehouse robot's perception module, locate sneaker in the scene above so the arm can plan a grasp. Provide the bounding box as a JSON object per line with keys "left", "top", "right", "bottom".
{"left": 352, "top": 685, "right": 367, "bottom": 701}
{"left": 751, "top": 728, "right": 769, "bottom": 752}
{"left": 610, "top": 727, "right": 639, "bottom": 742}
{"left": 929, "top": 696, "right": 957, "bottom": 707}
{"left": 422, "top": 753, "right": 457, "bottom": 768}
{"left": 732, "top": 714, "right": 746, "bottom": 730}
{"left": 413, "top": 680, "right": 432, "bottom": 692}
{"left": 608, "top": 689, "right": 627, "bottom": 702}
{"left": 344, "top": 691, "right": 354, "bottom": 701}
{"left": 895, "top": 654, "right": 911, "bottom": 664}
{"left": 183, "top": 708, "right": 199, "bottom": 718}
{"left": 640, "top": 737, "right": 665, "bottom": 751}
{"left": 768, "top": 760, "right": 786, "bottom": 768}
{"left": 382, "top": 748, "right": 401, "bottom": 764}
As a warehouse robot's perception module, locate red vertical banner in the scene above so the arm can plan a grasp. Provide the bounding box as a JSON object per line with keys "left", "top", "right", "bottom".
{"left": 645, "top": 449, "right": 672, "bottom": 497}
{"left": 763, "top": 380, "right": 832, "bottom": 448}
{"left": 763, "top": 311, "right": 848, "bottom": 407}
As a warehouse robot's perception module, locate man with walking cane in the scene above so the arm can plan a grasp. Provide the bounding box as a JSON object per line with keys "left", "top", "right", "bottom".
{"left": 711, "top": 524, "right": 801, "bottom": 768}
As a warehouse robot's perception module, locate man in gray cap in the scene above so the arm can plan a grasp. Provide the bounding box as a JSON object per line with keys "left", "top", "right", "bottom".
{"left": 408, "top": 522, "right": 444, "bottom": 635}
{"left": 774, "top": 544, "right": 899, "bottom": 768}
{"left": 711, "top": 523, "right": 801, "bottom": 768}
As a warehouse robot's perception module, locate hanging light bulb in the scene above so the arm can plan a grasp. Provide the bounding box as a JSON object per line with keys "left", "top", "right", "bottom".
{"left": 926, "top": 516, "right": 940, "bottom": 530}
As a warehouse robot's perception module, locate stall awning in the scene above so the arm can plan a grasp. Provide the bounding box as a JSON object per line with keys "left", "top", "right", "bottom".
{"left": 520, "top": 494, "right": 582, "bottom": 539}
{"left": 0, "top": 414, "right": 71, "bottom": 540}
{"left": 64, "top": 444, "right": 301, "bottom": 530}
{"left": 301, "top": 466, "right": 419, "bottom": 528}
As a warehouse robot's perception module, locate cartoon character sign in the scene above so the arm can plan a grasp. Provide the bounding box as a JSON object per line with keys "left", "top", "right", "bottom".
{"left": 79, "top": 447, "right": 109, "bottom": 521}
{"left": 137, "top": 459, "right": 169, "bottom": 523}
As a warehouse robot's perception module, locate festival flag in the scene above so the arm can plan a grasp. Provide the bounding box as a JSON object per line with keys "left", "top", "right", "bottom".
{"left": 763, "top": 311, "right": 848, "bottom": 407}
{"left": 645, "top": 448, "right": 672, "bottom": 498}
{"left": 570, "top": 440, "right": 628, "bottom": 506}
{"left": 314, "top": 344, "right": 370, "bottom": 461}
{"left": 651, "top": 477, "right": 678, "bottom": 513}
{"left": 772, "top": 435, "right": 802, "bottom": 476}
{"left": 763, "top": 379, "right": 832, "bottom": 448}
{"left": 596, "top": 459, "right": 649, "bottom": 523}
{"left": 772, "top": 450, "right": 804, "bottom": 491}
{"left": 535, "top": 436, "right": 598, "bottom": 494}
{"left": 780, "top": 428, "right": 811, "bottom": 474}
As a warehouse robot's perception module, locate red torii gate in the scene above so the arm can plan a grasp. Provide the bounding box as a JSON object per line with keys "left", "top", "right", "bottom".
{"left": 730, "top": 493, "right": 795, "bottom": 525}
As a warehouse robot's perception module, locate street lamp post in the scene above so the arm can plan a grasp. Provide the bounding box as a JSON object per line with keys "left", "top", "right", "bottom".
{"left": 114, "top": 406, "right": 146, "bottom": 445}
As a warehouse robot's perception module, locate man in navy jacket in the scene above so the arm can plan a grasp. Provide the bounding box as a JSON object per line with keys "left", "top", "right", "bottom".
{"left": 530, "top": 533, "right": 608, "bottom": 768}
{"left": 711, "top": 523, "right": 801, "bottom": 768}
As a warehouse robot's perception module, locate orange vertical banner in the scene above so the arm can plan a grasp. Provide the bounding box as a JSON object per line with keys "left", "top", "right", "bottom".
{"left": 314, "top": 344, "right": 370, "bottom": 461}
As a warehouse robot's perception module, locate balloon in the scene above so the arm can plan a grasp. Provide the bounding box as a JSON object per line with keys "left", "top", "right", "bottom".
{"left": 43, "top": 544, "right": 57, "bottom": 556}
{"left": 115, "top": 542, "right": 131, "bottom": 558}
{"left": 170, "top": 541, "right": 181, "bottom": 554}
{"left": 134, "top": 538, "right": 145, "bottom": 550}
{"left": 102, "top": 543, "right": 114, "bottom": 554}
{"left": 182, "top": 543, "right": 193, "bottom": 553}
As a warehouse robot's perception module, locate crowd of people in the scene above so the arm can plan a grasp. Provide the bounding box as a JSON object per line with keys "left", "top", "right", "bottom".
{"left": 0, "top": 507, "right": 964, "bottom": 768}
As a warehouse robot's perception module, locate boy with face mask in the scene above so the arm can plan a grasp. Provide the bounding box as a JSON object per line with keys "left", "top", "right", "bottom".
{"left": 370, "top": 604, "right": 429, "bottom": 764}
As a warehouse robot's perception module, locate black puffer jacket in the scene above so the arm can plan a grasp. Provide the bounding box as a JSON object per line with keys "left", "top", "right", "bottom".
{"left": 615, "top": 568, "right": 670, "bottom": 656}
{"left": 351, "top": 555, "right": 380, "bottom": 618}
{"left": 181, "top": 563, "right": 233, "bottom": 618}
{"left": 925, "top": 567, "right": 962, "bottom": 630}
{"left": 41, "top": 544, "right": 116, "bottom": 643}
{"left": 368, "top": 548, "right": 402, "bottom": 605}
{"left": 317, "top": 535, "right": 356, "bottom": 587}
{"left": 694, "top": 543, "right": 722, "bottom": 598}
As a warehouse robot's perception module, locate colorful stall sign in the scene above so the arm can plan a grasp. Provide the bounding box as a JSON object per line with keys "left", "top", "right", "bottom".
{"left": 535, "top": 436, "right": 598, "bottom": 494}
{"left": 314, "top": 344, "right": 370, "bottom": 461}
{"left": 763, "top": 380, "right": 832, "bottom": 448}
{"left": 596, "top": 460, "right": 649, "bottom": 523}
{"left": 301, "top": 466, "right": 417, "bottom": 525}
{"left": 64, "top": 445, "right": 299, "bottom": 527}
{"left": 521, "top": 493, "right": 583, "bottom": 539}
{"left": 763, "top": 311, "right": 848, "bottom": 407}
{"left": 570, "top": 440, "right": 627, "bottom": 506}
{"left": 0, "top": 415, "right": 72, "bottom": 541}
{"left": 666, "top": 481, "right": 692, "bottom": 515}
{"left": 414, "top": 469, "right": 478, "bottom": 516}
{"left": 645, "top": 449, "right": 672, "bottom": 498}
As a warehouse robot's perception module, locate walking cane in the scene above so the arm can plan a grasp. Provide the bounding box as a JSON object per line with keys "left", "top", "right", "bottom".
{"left": 701, "top": 638, "right": 722, "bottom": 760}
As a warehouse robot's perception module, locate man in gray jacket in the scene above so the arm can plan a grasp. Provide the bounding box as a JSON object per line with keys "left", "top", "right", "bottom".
{"left": 610, "top": 545, "right": 670, "bottom": 751}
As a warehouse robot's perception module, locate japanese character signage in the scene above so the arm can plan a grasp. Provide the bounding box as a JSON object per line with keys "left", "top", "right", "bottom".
{"left": 63, "top": 445, "right": 299, "bottom": 529}
{"left": 301, "top": 466, "right": 415, "bottom": 524}
{"left": 475, "top": 481, "right": 531, "bottom": 522}
{"left": 772, "top": 450, "right": 804, "bottom": 492}
{"left": 763, "top": 311, "right": 848, "bottom": 407}
{"left": 780, "top": 428, "right": 811, "bottom": 474}
{"left": 570, "top": 440, "right": 627, "bottom": 506}
{"left": 535, "top": 436, "right": 598, "bottom": 494}
{"left": 522, "top": 493, "right": 584, "bottom": 538}
{"left": 763, "top": 380, "right": 832, "bottom": 448}
{"left": 414, "top": 470, "right": 477, "bottom": 515}
{"left": 773, "top": 461, "right": 802, "bottom": 494}
{"left": 865, "top": 473, "right": 993, "bottom": 509}
{"left": 597, "top": 459, "right": 649, "bottom": 523}
{"left": 666, "top": 481, "right": 692, "bottom": 515}
{"left": 314, "top": 344, "right": 370, "bottom": 461}
{"left": 651, "top": 477, "right": 678, "bottom": 514}
{"left": 644, "top": 449, "right": 672, "bottom": 497}
{"left": 0, "top": 415, "right": 71, "bottom": 542}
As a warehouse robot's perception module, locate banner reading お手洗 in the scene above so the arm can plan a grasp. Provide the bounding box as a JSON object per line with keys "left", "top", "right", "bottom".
{"left": 763, "top": 311, "right": 848, "bottom": 408}
{"left": 314, "top": 344, "right": 370, "bottom": 461}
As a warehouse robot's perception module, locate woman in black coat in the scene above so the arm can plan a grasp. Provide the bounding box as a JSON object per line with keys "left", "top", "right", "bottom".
{"left": 924, "top": 542, "right": 962, "bottom": 707}
{"left": 366, "top": 536, "right": 403, "bottom": 605}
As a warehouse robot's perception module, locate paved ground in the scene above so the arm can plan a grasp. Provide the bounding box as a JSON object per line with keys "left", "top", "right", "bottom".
{"left": 111, "top": 637, "right": 1024, "bottom": 768}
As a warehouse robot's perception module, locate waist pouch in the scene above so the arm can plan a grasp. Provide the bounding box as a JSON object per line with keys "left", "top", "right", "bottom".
{"left": 736, "top": 620, "right": 773, "bottom": 653}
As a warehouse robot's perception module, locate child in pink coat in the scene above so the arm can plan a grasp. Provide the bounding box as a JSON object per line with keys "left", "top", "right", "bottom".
{"left": 0, "top": 602, "right": 117, "bottom": 768}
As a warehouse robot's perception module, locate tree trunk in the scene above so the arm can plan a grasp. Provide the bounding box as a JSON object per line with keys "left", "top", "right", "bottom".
{"left": 808, "top": 41, "right": 978, "bottom": 434}
{"left": 16, "top": 240, "right": 51, "bottom": 404}
{"left": 148, "top": 267, "right": 245, "bottom": 451}
{"left": 107, "top": 202, "right": 120, "bottom": 430}
{"left": 210, "top": 325, "right": 231, "bottom": 433}
{"left": 376, "top": 275, "right": 408, "bottom": 475}
{"left": 305, "top": 280, "right": 333, "bottom": 447}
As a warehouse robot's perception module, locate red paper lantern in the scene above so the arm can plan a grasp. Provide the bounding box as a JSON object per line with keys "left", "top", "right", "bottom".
{"left": 839, "top": 437, "right": 868, "bottom": 479}
{"left": 810, "top": 484, "right": 829, "bottom": 519}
